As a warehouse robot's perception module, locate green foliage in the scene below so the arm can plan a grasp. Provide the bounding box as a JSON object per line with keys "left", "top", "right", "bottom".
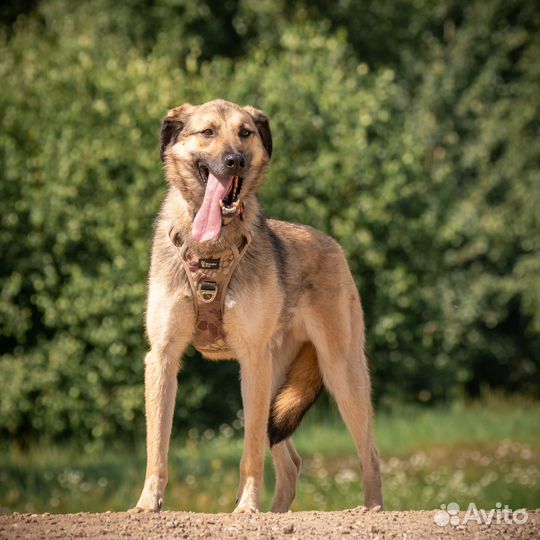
{"left": 0, "top": 0, "right": 538, "bottom": 444}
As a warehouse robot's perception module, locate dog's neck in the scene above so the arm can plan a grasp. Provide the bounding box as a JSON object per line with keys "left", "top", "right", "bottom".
{"left": 164, "top": 186, "right": 260, "bottom": 258}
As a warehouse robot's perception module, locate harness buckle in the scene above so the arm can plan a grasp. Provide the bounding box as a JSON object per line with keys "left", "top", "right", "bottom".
{"left": 198, "top": 281, "right": 218, "bottom": 303}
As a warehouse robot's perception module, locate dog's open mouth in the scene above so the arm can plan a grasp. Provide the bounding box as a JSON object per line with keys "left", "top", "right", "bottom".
{"left": 198, "top": 164, "right": 243, "bottom": 218}
{"left": 192, "top": 164, "right": 244, "bottom": 242}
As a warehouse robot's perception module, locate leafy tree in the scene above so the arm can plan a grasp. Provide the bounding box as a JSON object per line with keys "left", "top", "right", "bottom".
{"left": 0, "top": 0, "right": 537, "bottom": 445}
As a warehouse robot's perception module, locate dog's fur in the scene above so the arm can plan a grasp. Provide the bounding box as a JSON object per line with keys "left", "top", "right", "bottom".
{"left": 132, "top": 99, "right": 383, "bottom": 513}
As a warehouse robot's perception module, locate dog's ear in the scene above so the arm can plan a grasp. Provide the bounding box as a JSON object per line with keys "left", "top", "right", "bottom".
{"left": 160, "top": 103, "right": 194, "bottom": 162}
{"left": 244, "top": 106, "right": 272, "bottom": 159}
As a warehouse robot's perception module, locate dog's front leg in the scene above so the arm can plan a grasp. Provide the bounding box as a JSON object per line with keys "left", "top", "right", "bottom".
{"left": 131, "top": 282, "right": 194, "bottom": 513}
{"left": 234, "top": 350, "right": 273, "bottom": 513}
{"left": 131, "top": 342, "right": 186, "bottom": 512}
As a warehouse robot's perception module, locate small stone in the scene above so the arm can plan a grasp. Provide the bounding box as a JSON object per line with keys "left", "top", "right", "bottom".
{"left": 283, "top": 524, "right": 294, "bottom": 534}
{"left": 371, "top": 505, "right": 382, "bottom": 512}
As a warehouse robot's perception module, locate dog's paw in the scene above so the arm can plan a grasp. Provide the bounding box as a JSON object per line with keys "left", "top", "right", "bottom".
{"left": 131, "top": 492, "right": 164, "bottom": 513}
{"left": 127, "top": 506, "right": 146, "bottom": 514}
{"left": 233, "top": 496, "right": 259, "bottom": 514}
{"left": 233, "top": 503, "right": 259, "bottom": 514}
{"left": 128, "top": 503, "right": 163, "bottom": 513}
{"left": 132, "top": 476, "right": 166, "bottom": 512}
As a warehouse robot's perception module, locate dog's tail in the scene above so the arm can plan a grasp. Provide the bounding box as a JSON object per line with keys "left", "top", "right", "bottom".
{"left": 267, "top": 342, "right": 323, "bottom": 447}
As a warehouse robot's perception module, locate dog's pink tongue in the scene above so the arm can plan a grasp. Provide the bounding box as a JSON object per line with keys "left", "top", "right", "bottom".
{"left": 192, "top": 172, "right": 234, "bottom": 242}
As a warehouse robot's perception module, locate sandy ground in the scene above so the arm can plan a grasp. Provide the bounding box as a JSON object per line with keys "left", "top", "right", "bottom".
{"left": 1, "top": 508, "right": 538, "bottom": 540}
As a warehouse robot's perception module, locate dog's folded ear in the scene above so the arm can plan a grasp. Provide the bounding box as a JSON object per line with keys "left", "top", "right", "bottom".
{"left": 243, "top": 106, "right": 273, "bottom": 159}
{"left": 160, "top": 104, "right": 194, "bottom": 162}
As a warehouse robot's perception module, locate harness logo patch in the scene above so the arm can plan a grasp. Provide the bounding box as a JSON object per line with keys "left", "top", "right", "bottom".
{"left": 199, "top": 258, "right": 220, "bottom": 270}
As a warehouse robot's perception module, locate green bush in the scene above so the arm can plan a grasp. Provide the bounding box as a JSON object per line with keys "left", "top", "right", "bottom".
{"left": 0, "top": 0, "right": 538, "bottom": 445}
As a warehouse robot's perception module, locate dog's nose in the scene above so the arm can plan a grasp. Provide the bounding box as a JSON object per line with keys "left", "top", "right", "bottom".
{"left": 223, "top": 153, "right": 246, "bottom": 172}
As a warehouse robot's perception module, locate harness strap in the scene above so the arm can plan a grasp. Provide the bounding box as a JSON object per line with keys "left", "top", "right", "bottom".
{"left": 172, "top": 232, "right": 252, "bottom": 355}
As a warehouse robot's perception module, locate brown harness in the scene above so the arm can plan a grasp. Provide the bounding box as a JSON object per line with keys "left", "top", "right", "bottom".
{"left": 171, "top": 232, "right": 252, "bottom": 355}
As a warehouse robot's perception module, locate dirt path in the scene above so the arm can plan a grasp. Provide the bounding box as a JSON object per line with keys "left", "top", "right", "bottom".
{"left": 1, "top": 508, "right": 538, "bottom": 539}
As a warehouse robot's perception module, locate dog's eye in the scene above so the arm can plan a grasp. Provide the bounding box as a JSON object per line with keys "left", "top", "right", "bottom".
{"left": 239, "top": 128, "right": 252, "bottom": 139}
{"left": 201, "top": 128, "right": 215, "bottom": 138}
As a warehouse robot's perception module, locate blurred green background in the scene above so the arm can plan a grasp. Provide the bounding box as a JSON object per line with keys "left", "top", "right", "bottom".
{"left": 0, "top": 0, "right": 538, "bottom": 514}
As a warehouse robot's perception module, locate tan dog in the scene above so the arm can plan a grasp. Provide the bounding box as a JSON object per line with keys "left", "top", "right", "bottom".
{"left": 132, "top": 99, "right": 383, "bottom": 513}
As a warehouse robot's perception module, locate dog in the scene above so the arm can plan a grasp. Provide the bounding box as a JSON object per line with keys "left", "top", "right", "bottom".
{"left": 132, "top": 99, "right": 383, "bottom": 513}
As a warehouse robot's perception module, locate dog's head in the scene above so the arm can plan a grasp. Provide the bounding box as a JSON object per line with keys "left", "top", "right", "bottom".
{"left": 160, "top": 99, "right": 272, "bottom": 243}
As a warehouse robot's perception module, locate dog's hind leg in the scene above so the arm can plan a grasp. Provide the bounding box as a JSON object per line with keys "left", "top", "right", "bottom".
{"left": 306, "top": 304, "right": 383, "bottom": 509}
{"left": 329, "top": 371, "right": 383, "bottom": 510}
{"left": 270, "top": 437, "right": 302, "bottom": 512}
